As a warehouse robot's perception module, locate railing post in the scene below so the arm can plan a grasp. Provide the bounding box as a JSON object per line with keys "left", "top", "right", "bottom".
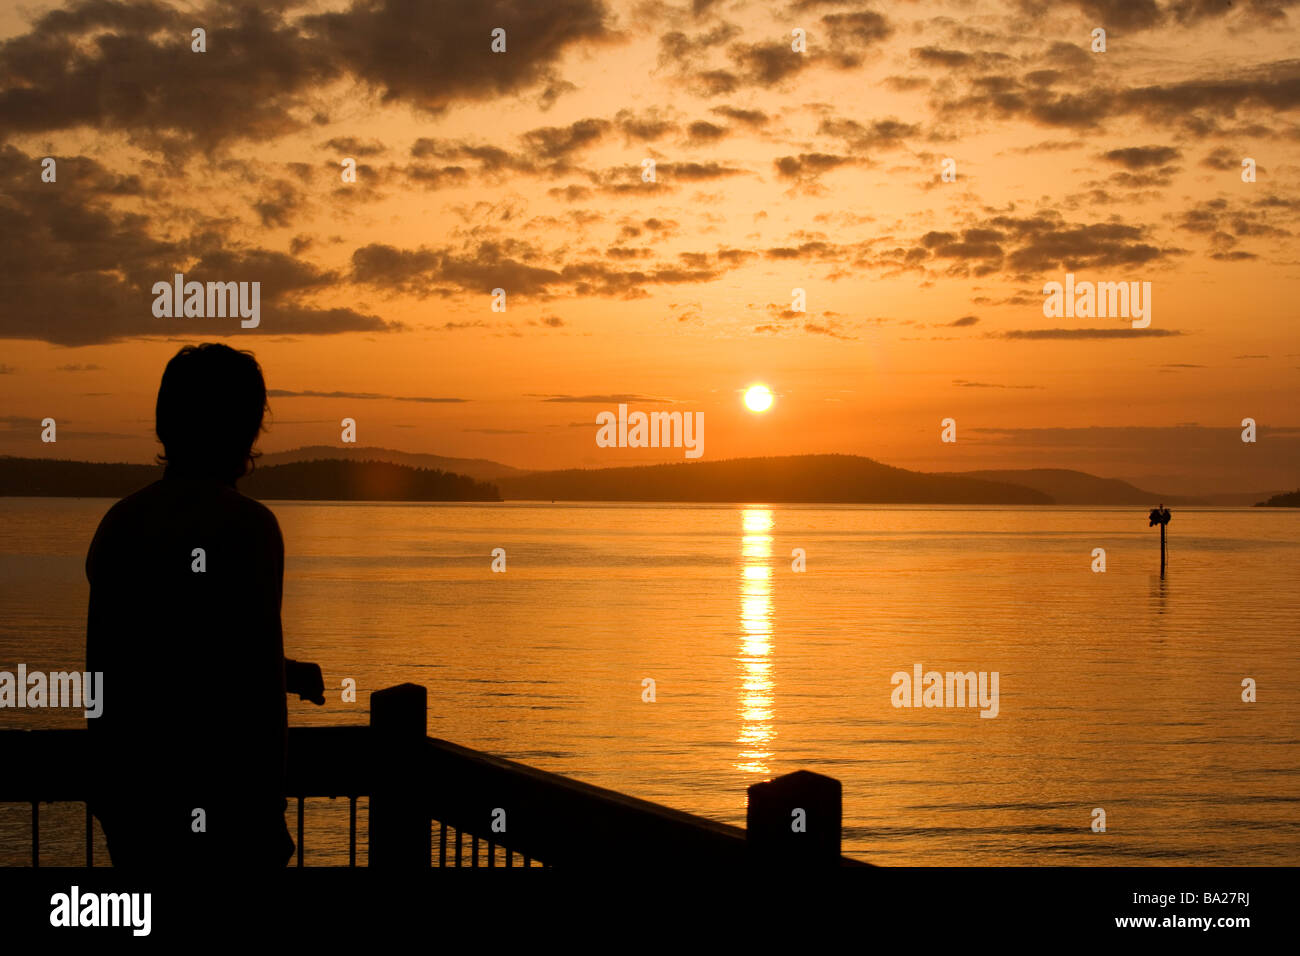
{"left": 747, "top": 770, "right": 841, "bottom": 866}
{"left": 369, "top": 683, "right": 428, "bottom": 868}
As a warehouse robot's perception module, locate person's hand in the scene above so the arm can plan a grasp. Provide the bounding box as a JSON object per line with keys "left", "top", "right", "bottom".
{"left": 285, "top": 658, "right": 326, "bottom": 705}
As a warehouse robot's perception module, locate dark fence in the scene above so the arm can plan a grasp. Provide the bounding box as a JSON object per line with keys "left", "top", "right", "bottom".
{"left": 0, "top": 682, "right": 866, "bottom": 868}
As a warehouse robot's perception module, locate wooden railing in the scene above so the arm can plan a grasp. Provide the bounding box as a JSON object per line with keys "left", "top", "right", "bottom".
{"left": 0, "top": 683, "right": 867, "bottom": 868}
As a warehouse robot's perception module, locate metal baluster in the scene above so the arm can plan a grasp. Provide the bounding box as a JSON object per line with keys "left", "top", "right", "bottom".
{"left": 31, "top": 802, "right": 38, "bottom": 868}
{"left": 85, "top": 804, "right": 93, "bottom": 867}
{"left": 439, "top": 821, "right": 447, "bottom": 868}
{"left": 296, "top": 796, "right": 304, "bottom": 867}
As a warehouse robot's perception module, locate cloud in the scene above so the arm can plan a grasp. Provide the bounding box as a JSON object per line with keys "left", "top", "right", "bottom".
{"left": 952, "top": 379, "right": 1042, "bottom": 388}
{"left": 947, "top": 315, "right": 980, "bottom": 327}
{"left": 303, "top": 0, "right": 614, "bottom": 115}
{"left": 0, "top": 414, "right": 136, "bottom": 442}
{"left": 267, "top": 389, "right": 467, "bottom": 403}
{"left": 686, "top": 120, "right": 729, "bottom": 143}
{"left": 55, "top": 363, "right": 103, "bottom": 372}
{"left": 522, "top": 118, "right": 611, "bottom": 160}
{"left": 538, "top": 394, "right": 676, "bottom": 403}
{"left": 614, "top": 108, "right": 680, "bottom": 142}
{"left": 774, "top": 153, "right": 855, "bottom": 182}
{"left": 902, "top": 212, "right": 1182, "bottom": 277}
{"left": 710, "top": 105, "right": 768, "bottom": 126}
{"left": 911, "top": 46, "right": 1012, "bottom": 71}
{"left": 252, "top": 179, "right": 307, "bottom": 228}
{"left": 818, "top": 116, "right": 918, "bottom": 150}
{"left": 1100, "top": 146, "right": 1182, "bottom": 169}
{"left": 967, "top": 57, "right": 1299, "bottom": 137}
{"left": 999, "top": 328, "right": 1182, "bottom": 339}
{"left": 0, "top": 0, "right": 612, "bottom": 155}
{"left": 323, "top": 137, "right": 387, "bottom": 157}
{"left": 1020, "top": 0, "right": 1299, "bottom": 30}
{"left": 0, "top": 146, "right": 397, "bottom": 345}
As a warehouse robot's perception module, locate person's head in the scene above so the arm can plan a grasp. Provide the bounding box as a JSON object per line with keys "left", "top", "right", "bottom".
{"left": 155, "top": 343, "right": 269, "bottom": 482}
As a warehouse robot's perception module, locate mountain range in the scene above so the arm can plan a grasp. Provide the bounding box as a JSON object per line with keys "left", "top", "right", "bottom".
{"left": 4, "top": 447, "right": 1291, "bottom": 505}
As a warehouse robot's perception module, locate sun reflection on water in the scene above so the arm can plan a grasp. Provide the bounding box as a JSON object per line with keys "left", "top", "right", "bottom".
{"left": 736, "top": 508, "right": 775, "bottom": 774}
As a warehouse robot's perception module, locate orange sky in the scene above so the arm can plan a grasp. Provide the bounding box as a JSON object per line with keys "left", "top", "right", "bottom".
{"left": 1, "top": 0, "right": 1297, "bottom": 494}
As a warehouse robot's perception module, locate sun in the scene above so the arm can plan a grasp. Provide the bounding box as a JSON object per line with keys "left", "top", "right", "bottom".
{"left": 743, "top": 384, "right": 774, "bottom": 413}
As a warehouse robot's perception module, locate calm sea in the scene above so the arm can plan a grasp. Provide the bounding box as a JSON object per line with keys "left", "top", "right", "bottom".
{"left": 2, "top": 497, "right": 1298, "bottom": 866}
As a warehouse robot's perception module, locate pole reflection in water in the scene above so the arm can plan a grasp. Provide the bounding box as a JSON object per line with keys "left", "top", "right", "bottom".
{"left": 736, "top": 508, "right": 775, "bottom": 774}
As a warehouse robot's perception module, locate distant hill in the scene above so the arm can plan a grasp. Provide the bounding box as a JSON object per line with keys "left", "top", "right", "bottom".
{"left": 0, "top": 456, "right": 499, "bottom": 502}
{"left": 258, "top": 445, "right": 524, "bottom": 481}
{"left": 942, "top": 468, "right": 1194, "bottom": 505}
{"left": 0, "top": 456, "right": 160, "bottom": 498}
{"left": 495, "top": 454, "right": 1052, "bottom": 504}
{"left": 1256, "top": 489, "right": 1300, "bottom": 507}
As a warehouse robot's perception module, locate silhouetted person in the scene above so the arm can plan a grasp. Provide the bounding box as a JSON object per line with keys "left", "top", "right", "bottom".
{"left": 85, "top": 343, "right": 324, "bottom": 869}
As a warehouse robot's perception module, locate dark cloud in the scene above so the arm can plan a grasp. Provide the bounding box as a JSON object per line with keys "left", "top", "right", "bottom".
{"left": 0, "top": 1, "right": 337, "bottom": 156}
{"left": 948, "top": 315, "right": 980, "bottom": 327}
{"left": 303, "top": 0, "right": 613, "bottom": 114}
{"left": 658, "top": 22, "right": 742, "bottom": 66}
{"left": 268, "top": 388, "right": 467, "bottom": 402}
{"left": 0, "top": 146, "right": 397, "bottom": 345}
{"left": 55, "top": 363, "right": 103, "bottom": 371}
{"left": 952, "top": 379, "right": 1042, "bottom": 388}
{"left": 763, "top": 240, "right": 843, "bottom": 260}
{"left": 1101, "top": 146, "right": 1182, "bottom": 169}
{"left": 1000, "top": 328, "right": 1182, "bottom": 339}
{"left": 659, "top": 161, "right": 745, "bottom": 181}
{"left": 729, "top": 41, "right": 808, "bottom": 86}
{"left": 802, "top": 320, "right": 856, "bottom": 339}
{"left": 1019, "top": 0, "right": 1164, "bottom": 30}
{"left": 818, "top": 116, "right": 918, "bottom": 150}
{"left": 1021, "top": 0, "right": 1300, "bottom": 30}
{"left": 614, "top": 108, "right": 680, "bottom": 142}
{"left": 774, "top": 153, "right": 855, "bottom": 181}
{"left": 350, "top": 237, "right": 734, "bottom": 300}
{"left": 911, "top": 47, "right": 1012, "bottom": 71}
{"left": 522, "top": 118, "right": 611, "bottom": 160}
{"left": 323, "top": 137, "right": 387, "bottom": 157}
{"left": 901, "top": 213, "right": 1182, "bottom": 277}
{"left": 1200, "top": 147, "right": 1242, "bottom": 170}
{"left": 539, "top": 394, "right": 675, "bottom": 403}
{"left": 710, "top": 105, "right": 769, "bottom": 126}
{"left": 937, "top": 58, "right": 1300, "bottom": 135}
{"left": 686, "top": 120, "right": 729, "bottom": 143}
{"left": 0, "top": 0, "right": 612, "bottom": 155}
{"left": 252, "top": 180, "right": 306, "bottom": 228}
{"left": 663, "top": 7, "right": 891, "bottom": 95}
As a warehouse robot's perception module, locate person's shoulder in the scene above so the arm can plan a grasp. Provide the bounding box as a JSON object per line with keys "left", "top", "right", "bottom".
{"left": 223, "top": 486, "right": 284, "bottom": 542}
{"left": 95, "top": 479, "right": 166, "bottom": 527}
